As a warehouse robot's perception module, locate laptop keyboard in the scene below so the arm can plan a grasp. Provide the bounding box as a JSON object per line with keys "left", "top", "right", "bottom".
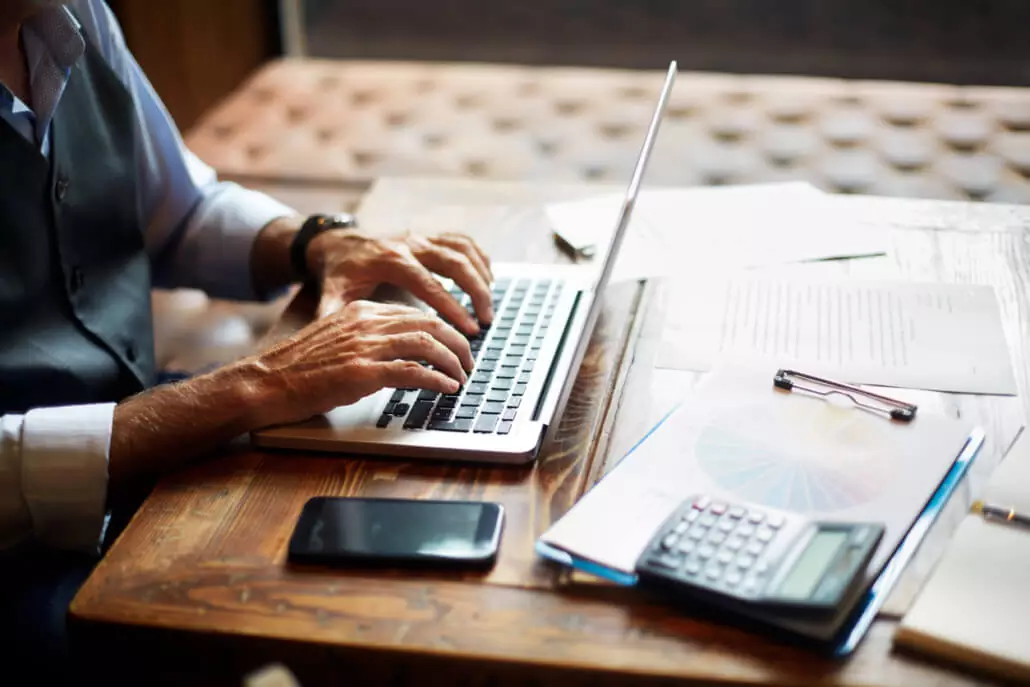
{"left": 376, "top": 277, "right": 564, "bottom": 434}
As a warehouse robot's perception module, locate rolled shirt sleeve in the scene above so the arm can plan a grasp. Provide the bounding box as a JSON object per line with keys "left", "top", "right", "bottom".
{"left": 0, "top": 404, "right": 114, "bottom": 554}
{"left": 75, "top": 0, "right": 296, "bottom": 301}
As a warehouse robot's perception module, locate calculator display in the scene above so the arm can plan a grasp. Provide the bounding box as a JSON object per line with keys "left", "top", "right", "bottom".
{"left": 775, "top": 530, "right": 848, "bottom": 600}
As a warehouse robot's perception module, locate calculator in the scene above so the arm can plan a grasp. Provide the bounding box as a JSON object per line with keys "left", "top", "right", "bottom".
{"left": 635, "top": 495, "right": 884, "bottom": 615}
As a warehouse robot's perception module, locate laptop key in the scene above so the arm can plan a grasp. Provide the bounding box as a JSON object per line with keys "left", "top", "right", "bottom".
{"left": 502, "top": 356, "right": 520, "bottom": 368}
{"left": 486, "top": 390, "right": 507, "bottom": 403}
{"left": 460, "top": 395, "right": 483, "bottom": 407}
{"left": 471, "top": 372, "right": 492, "bottom": 385}
{"left": 495, "top": 368, "right": 516, "bottom": 379}
{"left": 522, "top": 361, "right": 535, "bottom": 372}
{"left": 511, "top": 336, "right": 531, "bottom": 346}
{"left": 418, "top": 390, "right": 440, "bottom": 402}
{"left": 513, "top": 383, "right": 528, "bottom": 396}
{"left": 403, "top": 400, "right": 434, "bottom": 429}
{"left": 428, "top": 419, "right": 473, "bottom": 432}
{"left": 430, "top": 407, "right": 455, "bottom": 424}
{"left": 376, "top": 414, "right": 392, "bottom": 428}
{"left": 390, "top": 389, "right": 406, "bottom": 403}
{"left": 492, "top": 379, "right": 514, "bottom": 391}
{"left": 518, "top": 372, "right": 532, "bottom": 384}
{"left": 455, "top": 407, "right": 477, "bottom": 420}
{"left": 383, "top": 401, "right": 396, "bottom": 415}
{"left": 498, "top": 421, "right": 513, "bottom": 435}
{"left": 481, "top": 402, "right": 505, "bottom": 414}
{"left": 502, "top": 408, "right": 517, "bottom": 421}
{"left": 438, "top": 395, "right": 459, "bottom": 409}
{"left": 477, "top": 361, "right": 496, "bottom": 372}
{"left": 474, "top": 415, "right": 499, "bottom": 433}
{"left": 466, "top": 383, "right": 488, "bottom": 395}
{"left": 507, "top": 397, "right": 521, "bottom": 409}
{"left": 392, "top": 403, "right": 410, "bottom": 416}
{"left": 483, "top": 351, "right": 501, "bottom": 362}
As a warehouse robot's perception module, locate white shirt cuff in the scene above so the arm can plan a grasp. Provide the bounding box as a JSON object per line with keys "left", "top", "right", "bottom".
{"left": 186, "top": 182, "right": 297, "bottom": 301}
{"left": 20, "top": 403, "right": 115, "bottom": 554}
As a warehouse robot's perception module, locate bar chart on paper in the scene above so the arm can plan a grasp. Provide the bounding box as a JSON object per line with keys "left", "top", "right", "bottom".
{"left": 658, "top": 274, "right": 1017, "bottom": 395}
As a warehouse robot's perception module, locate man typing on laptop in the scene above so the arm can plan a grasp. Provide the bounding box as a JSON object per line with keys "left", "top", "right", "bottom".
{"left": 0, "top": 0, "right": 490, "bottom": 672}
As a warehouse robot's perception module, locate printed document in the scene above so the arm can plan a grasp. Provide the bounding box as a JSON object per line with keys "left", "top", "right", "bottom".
{"left": 545, "top": 183, "right": 889, "bottom": 282}
{"left": 658, "top": 274, "right": 1017, "bottom": 395}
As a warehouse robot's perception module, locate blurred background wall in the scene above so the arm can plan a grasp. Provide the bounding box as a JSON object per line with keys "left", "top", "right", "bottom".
{"left": 107, "top": 0, "right": 1030, "bottom": 130}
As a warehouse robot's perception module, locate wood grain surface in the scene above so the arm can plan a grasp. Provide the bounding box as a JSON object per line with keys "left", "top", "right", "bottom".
{"left": 71, "top": 178, "right": 1027, "bottom": 687}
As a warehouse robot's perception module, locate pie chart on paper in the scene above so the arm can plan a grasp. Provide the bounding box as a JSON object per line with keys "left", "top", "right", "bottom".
{"left": 695, "top": 400, "right": 898, "bottom": 514}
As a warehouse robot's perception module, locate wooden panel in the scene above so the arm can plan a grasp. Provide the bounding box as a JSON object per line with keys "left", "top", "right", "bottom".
{"left": 71, "top": 178, "right": 1024, "bottom": 687}
{"left": 108, "top": 0, "right": 277, "bottom": 129}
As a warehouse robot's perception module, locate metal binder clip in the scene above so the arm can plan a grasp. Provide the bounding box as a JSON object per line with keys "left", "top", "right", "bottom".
{"left": 772, "top": 369, "right": 917, "bottom": 423}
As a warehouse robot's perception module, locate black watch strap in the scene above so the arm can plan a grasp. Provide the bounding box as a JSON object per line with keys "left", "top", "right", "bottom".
{"left": 289, "top": 213, "right": 359, "bottom": 281}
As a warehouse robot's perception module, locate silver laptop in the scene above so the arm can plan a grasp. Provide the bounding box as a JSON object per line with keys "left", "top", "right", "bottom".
{"left": 253, "top": 62, "right": 677, "bottom": 464}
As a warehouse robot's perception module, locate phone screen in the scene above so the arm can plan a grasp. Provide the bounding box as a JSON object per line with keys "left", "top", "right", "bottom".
{"left": 289, "top": 497, "right": 503, "bottom": 565}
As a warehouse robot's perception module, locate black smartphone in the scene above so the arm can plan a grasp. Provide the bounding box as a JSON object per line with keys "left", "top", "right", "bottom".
{"left": 288, "top": 497, "right": 504, "bottom": 568}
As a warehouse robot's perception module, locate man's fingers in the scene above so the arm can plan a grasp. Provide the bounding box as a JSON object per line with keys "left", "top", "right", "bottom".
{"left": 417, "top": 246, "right": 493, "bottom": 325}
{"left": 432, "top": 234, "right": 493, "bottom": 286}
{"left": 377, "top": 360, "right": 461, "bottom": 395}
{"left": 386, "top": 257, "right": 480, "bottom": 336}
{"left": 379, "top": 314, "right": 474, "bottom": 372}
{"left": 380, "top": 331, "right": 467, "bottom": 384}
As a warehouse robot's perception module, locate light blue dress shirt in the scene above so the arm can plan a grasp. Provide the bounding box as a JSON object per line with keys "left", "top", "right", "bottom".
{"left": 0, "top": 0, "right": 295, "bottom": 552}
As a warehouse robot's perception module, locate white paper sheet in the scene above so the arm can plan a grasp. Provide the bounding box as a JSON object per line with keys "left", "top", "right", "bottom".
{"left": 545, "top": 183, "right": 889, "bottom": 282}
{"left": 539, "top": 367, "right": 977, "bottom": 577}
{"left": 658, "top": 274, "right": 1017, "bottom": 395}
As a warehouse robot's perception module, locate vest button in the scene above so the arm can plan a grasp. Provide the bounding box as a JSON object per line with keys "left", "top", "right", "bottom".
{"left": 69, "top": 266, "right": 85, "bottom": 293}
{"left": 55, "top": 176, "right": 70, "bottom": 202}
{"left": 125, "top": 343, "right": 138, "bottom": 363}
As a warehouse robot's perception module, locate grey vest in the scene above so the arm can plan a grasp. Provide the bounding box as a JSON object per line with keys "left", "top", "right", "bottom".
{"left": 0, "top": 33, "right": 156, "bottom": 415}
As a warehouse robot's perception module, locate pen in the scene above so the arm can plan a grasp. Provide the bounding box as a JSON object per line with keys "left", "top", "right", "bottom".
{"left": 971, "top": 500, "right": 1030, "bottom": 530}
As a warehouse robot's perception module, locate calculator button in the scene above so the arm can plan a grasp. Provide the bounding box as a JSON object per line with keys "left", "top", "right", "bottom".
{"left": 718, "top": 519, "right": 735, "bottom": 533}
{"left": 767, "top": 513, "right": 786, "bottom": 529}
{"left": 756, "top": 527, "right": 775, "bottom": 543}
{"left": 708, "top": 531, "right": 727, "bottom": 546}
{"left": 693, "top": 496, "right": 711, "bottom": 511}
{"left": 673, "top": 521, "right": 689, "bottom": 534}
{"left": 684, "top": 509, "right": 700, "bottom": 523}
{"left": 728, "top": 506, "right": 746, "bottom": 519}
{"left": 710, "top": 502, "right": 727, "bottom": 516}
{"left": 699, "top": 513, "right": 718, "bottom": 527}
{"left": 705, "top": 564, "right": 723, "bottom": 580}
{"left": 747, "top": 511, "right": 765, "bottom": 525}
{"left": 725, "top": 536, "right": 745, "bottom": 551}
{"left": 716, "top": 550, "right": 734, "bottom": 566}
{"left": 661, "top": 533, "right": 680, "bottom": 550}
{"left": 684, "top": 560, "right": 702, "bottom": 576}
{"left": 746, "top": 541, "right": 764, "bottom": 557}
{"left": 736, "top": 554, "right": 756, "bottom": 569}
{"left": 649, "top": 554, "right": 683, "bottom": 571}
{"left": 688, "top": 525, "right": 708, "bottom": 540}
{"left": 676, "top": 539, "right": 696, "bottom": 555}
{"left": 697, "top": 543, "right": 716, "bottom": 560}
{"left": 725, "top": 570, "right": 743, "bottom": 587}
{"left": 737, "top": 523, "right": 756, "bottom": 538}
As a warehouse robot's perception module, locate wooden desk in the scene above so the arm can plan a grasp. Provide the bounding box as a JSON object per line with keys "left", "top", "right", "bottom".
{"left": 72, "top": 178, "right": 1028, "bottom": 686}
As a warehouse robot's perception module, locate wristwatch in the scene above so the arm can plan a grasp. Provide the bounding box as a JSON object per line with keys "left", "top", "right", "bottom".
{"left": 289, "top": 212, "right": 359, "bottom": 281}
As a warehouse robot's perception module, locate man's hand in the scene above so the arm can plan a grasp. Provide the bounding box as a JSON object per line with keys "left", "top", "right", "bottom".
{"left": 110, "top": 300, "right": 472, "bottom": 493}
{"left": 247, "top": 299, "right": 472, "bottom": 426}
{"left": 306, "top": 229, "right": 494, "bottom": 334}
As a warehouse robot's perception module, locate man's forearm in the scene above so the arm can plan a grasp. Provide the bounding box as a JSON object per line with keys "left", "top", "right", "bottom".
{"left": 109, "top": 361, "right": 268, "bottom": 497}
{"left": 250, "top": 214, "right": 304, "bottom": 298}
